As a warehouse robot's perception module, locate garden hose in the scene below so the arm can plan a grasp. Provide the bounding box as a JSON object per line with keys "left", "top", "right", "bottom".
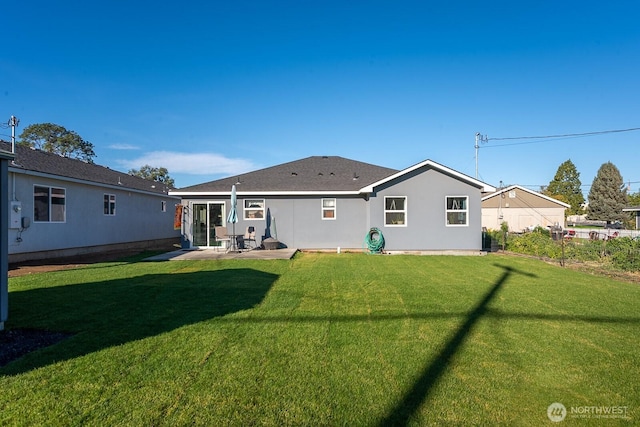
{"left": 365, "top": 227, "right": 385, "bottom": 254}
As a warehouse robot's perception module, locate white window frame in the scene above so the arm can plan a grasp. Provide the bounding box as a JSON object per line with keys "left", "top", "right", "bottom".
{"left": 243, "top": 199, "right": 265, "bottom": 220}
{"left": 384, "top": 196, "right": 407, "bottom": 227}
{"left": 321, "top": 198, "right": 336, "bottom": 220}
{"left": 445, "top": 196, "right": 469, "bottom": 227}
{"left": 104, "top": 193, "right": 116, "bottom": 216}
{"left": 34, "top": 185, "right": 66, "bottom": 223}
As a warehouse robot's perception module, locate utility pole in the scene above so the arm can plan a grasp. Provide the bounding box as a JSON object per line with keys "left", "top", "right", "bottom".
{"left": 474, "top": 132, "right": 488, "bottom": 179}
{"left": 8, "top": 116, "right": 19, "bottom": 153}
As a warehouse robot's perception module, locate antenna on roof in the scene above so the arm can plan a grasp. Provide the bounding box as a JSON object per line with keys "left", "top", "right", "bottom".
{"left": 8, "top": 116, "right": 19, "bottom": 154}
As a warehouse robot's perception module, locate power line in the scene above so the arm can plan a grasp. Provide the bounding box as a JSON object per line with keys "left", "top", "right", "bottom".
{"left": 487, "top": 126, "right": 640, "bottom": 142}
{"left": 474, "top": 126, "right": 640, "bottom": 180}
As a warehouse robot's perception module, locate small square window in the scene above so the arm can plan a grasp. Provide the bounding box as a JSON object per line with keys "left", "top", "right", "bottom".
{"left": 322, "top": 198, "right": 336, "bottom": 220}
{"left": 34, "top": 185, "right": 66, "bottom": 222}
{"left": 244, "top": 199, "right": 265, "bottom": 219}
{"left": 384, "top": 196, "right": 406, "bottom": 226}
{"left": 445, "top": 196, "right": 468, "bottom": 226}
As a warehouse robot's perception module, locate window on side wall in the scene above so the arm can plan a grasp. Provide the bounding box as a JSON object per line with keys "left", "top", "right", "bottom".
{"left": 384, "top": 196, "right": 406, "bottom": 226}
{"left": 104, "top": 194, "right": 116, "bottom": 216}
{"left": 446, "top": 196, "right": 468, "bottom": 226}
{"left": 322, "top": 198, "right": 336, "bottom": 220}
{"left": 34, "top": 185, "right": 66, "bottom": 222}
{"left": 244, "top": 199, "right": 265, "bottom": 220}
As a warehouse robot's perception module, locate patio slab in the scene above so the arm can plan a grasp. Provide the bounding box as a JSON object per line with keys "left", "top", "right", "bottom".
{"left": 144, "top": 248, "right": 298, "bottom": 261}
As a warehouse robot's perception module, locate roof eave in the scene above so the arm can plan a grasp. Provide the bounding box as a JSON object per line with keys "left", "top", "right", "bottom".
{"left": 10, "top": 167, "right": 178, "bottom": 198}
{"left": 170, "top": 190, "right": 363, "bottom": 197}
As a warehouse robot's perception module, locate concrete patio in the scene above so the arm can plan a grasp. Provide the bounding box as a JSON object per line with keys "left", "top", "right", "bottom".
{"left": 144, "top": 248, "right": 298, "bottom": 261}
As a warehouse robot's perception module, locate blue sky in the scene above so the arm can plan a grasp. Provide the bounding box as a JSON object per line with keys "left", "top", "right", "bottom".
{"left": 2, "top": 1, "right": 639, "bottom": 193}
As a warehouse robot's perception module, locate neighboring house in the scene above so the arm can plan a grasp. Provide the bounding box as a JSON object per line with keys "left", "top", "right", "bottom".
{"left": 481, "top": 185, "right": 570, "bottom": 232}
{"left": 623, "top": 207, "right": 640, "bottom": 230}
{"left": 170, "top": 156, "right": 496, "bottom": 252}
{"left": 1, "top": 146, "right": 14, "bottom": 330}
{"left": 2, "top": 142, "right": 181, "bottom": 263}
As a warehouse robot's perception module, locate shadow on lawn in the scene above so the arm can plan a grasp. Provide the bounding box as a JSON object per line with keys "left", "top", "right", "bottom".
{"left": 1, "top": 268, "right": 278, "bottom": 376}
{"left": 379, "top": 263, "right": 535, "bottom": 426}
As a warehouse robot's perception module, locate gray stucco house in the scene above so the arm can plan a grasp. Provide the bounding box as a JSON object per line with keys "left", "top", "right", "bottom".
{"left": 3, "top": 142, "right": 180, "bottom": 263}
{"left": 171, "top": 156, "right": 496, "bottom": 252}
{"left": 1, "top": 146, "right": 14, "bottom": 330}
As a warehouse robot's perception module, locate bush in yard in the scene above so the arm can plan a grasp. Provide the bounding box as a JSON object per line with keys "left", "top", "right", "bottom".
{"left": 603, "top": 237, "right": 640, "bottom": 271}
{"left": 484, "top": 227, "right": 505, "bottom": 249}
{"left": 571, "top": 239, "right": 605, "bottom": 262}
{"left": 507, "top": 231, "right": 640, "bottom": 272}
{"left": 508, "top": 228, "right": 561, "bottom": 258}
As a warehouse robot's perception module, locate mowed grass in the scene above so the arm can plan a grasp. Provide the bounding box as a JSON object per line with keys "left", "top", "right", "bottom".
{"left": 1, "top": 253, "right": 639, "bottom": 426}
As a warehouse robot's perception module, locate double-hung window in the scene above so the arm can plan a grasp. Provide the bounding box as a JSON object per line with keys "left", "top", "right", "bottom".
{"left": 322, "top": 198, "right": 336, "bottom": 219}
{"left": 446, "top": 196, "right": 468, "bottom": 226}
{"left": 104, "top": 194, "right": 116, "bottom": 216}
{"left": 244, "top": 199, "right": 265, "bottom": 219}
{"left": 34, "top": 185, "right": 66, "bottom": 222}
{"left": 384, "top": 196, "right": 407, "bottom": 226}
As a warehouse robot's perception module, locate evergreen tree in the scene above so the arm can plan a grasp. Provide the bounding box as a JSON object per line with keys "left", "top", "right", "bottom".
{"left": 544, "top": 159, "right": 585, "bottom": 215}
{"left": 587, "top": 162, "right": 628, "bottom": 222}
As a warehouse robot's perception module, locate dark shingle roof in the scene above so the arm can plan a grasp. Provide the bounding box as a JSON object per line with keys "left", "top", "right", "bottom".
{"left": 1, "top": 141, "right": 170, "bottom": 194}
{"left": 175, "top": 156, "right": 398, "bottom": 193}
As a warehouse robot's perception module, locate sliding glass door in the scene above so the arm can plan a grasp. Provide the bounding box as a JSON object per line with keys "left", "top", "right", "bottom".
{"left": 192, "top": 202, "right": 225, "bottom": 247}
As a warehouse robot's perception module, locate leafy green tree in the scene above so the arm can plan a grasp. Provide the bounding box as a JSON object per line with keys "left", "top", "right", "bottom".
{"left": 587, "top": 162, "right": 628, "bottom": 222}
{"left": 628, "top": 190, "right": 640, "bottom": 207}
{"left": 18, "top": 123, "right": 96, "bottom": 163}
{"left": 129, "top": 164, "right": 175, "bottom": 189}
{"left": 544, "top": 159, "right": 585, "bottom": 216}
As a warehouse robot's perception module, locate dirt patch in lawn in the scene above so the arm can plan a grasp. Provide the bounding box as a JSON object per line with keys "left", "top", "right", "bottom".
{"left": 0, "top": 328, "right": 73, "bottom": 368}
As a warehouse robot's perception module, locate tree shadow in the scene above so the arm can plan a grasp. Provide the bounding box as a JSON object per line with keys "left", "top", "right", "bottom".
{"left": 1, "top": 268, "right": 278, "bottom": 376}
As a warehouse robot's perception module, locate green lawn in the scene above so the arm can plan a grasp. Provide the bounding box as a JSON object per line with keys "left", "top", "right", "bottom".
{"left": 1, "top": 253, "right": 638, "bottom": 426}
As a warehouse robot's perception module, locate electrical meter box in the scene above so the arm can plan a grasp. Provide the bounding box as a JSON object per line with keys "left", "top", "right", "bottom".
{"left": 10, "top": 201, "right": 22, "bottom": 229}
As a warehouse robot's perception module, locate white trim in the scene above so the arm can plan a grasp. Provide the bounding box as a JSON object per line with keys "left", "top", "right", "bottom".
{"left": 321, "top": 198, "right": 337, "bottom": 220}
{"left": 170, "top": 190, "right": 361, "bottom": 197}
{"left": 384, "top": 196, "right": 407, "bottom": 227}
{"left": 481, "top": 184, "right": 571, "bottom": 208}
{"left": 103, "top": 193, "right": 116, "bottom": 216}
{"left": 445, "top": 195, "right": 469, "bottom": 227}
{"left": 360, "top": 159, "right": 496, "bottom": 193}
{"left": 243, "top": 198, "right": 265, "bottom": 220}
{"left": 33, "top": 184, "right": 67, "bottom": 223}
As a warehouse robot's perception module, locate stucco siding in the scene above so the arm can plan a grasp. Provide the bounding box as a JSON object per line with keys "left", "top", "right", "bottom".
{"left": 369, "top": 168, "right": 482, "bottom": 250}
{"left": 181, "top": 196, "right": 369, "bottom": 249}
{"left": 8, "top": 172, "right": 180, "bottom": 256}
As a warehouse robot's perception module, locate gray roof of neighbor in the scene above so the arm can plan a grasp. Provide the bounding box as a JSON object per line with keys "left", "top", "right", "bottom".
{"left": 175, "top": 156, "right": 399, "bottom": 193}
{"left": 1, "top": 141, "right": 171, "bottom": 195}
